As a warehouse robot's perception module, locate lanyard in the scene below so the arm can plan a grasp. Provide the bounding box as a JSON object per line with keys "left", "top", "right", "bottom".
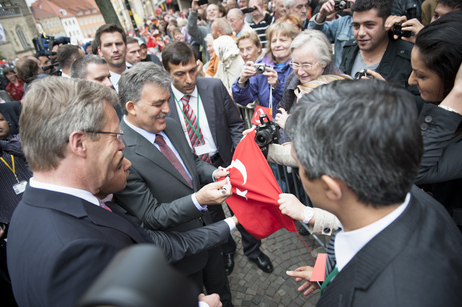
{"left": 173, "top": 93, "right": 201, "bottom": 139}
{"left": 1, "top": 155, "right": 20, "bottom": 183}
{"left": 320, "top": 267, "right": 338, "bottom": 295}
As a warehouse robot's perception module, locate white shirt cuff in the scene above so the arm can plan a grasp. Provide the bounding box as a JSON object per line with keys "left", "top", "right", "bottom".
{"left": 192, "top": 193, "right": 207, "bottom": 211}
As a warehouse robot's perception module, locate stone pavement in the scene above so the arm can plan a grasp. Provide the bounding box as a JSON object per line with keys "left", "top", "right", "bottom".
{"left": 225, "top": 215, "right": 325, "bottom": 307}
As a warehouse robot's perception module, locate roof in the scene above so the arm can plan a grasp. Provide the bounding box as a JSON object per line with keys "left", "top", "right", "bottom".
{"left": 30, "top": 5, "right": 58, "bottom": 19}
{"left": 30, "top": 0, "right": 101, "bottom": 19}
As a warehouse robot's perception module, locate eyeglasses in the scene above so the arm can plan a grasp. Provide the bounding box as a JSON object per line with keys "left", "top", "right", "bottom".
{"left": 290, "top": 61, "right": 318, "bottom": 71}
{"left": 84, "top": 129, "right": 124, "bottom": 142}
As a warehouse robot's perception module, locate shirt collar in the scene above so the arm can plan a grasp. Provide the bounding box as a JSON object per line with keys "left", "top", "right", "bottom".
{"left": 335, "top": 193, "right": 411, "bottom": 272}
{"left": 171, "top": 85, "right": 198, "bottom": 102}
{"left": 123, "top": 116, "right": 167, "bottom": 144}
{"left": 29, "top": 177, "right": 100, "bottom": 207}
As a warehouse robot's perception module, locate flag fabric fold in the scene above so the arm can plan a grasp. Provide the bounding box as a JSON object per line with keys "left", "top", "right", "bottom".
{"left": 223, "top": 130, "right": 296, "bottom": 239}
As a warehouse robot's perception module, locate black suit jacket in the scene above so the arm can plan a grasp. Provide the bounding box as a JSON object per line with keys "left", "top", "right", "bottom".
{"left": 317, "top": 186, "right": 462, "bottom": 307}
{"left": 168, "top": 77, "right": 245, "bottom": 166}
{"left": 115, "top": 117, "right": 218, "bottom": 274}
{"left": 7, "top": 186, "right": 231, "bottom": 306}
{"left": 7, "top": 186, "right": 146, "bottom": 307}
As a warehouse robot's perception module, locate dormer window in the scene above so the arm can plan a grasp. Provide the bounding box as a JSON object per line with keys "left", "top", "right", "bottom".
{"left": 77, "top": 10, "right": 82, "bottom": 15}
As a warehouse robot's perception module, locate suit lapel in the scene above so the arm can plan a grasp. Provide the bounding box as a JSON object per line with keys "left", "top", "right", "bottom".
{"left": 318, "top": 190, "right": 421, "bottom": 306}
{"left": 121, "top": 118, "right": 193, "bottom": 189}
{"left": 23, "top": 186, "right": 145, "bottom": 243}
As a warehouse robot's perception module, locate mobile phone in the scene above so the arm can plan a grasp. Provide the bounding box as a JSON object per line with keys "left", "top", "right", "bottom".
{"left": 198, "top": 0, "right": 208, "bottom": 6}
{"left": 241, "top": 7, "right": 256, "bottom": 14}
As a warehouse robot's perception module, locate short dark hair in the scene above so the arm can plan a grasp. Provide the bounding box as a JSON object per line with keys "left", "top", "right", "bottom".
{"left": 126, "top": 36, "right": 139, "bottom": 45}
{"left": 351, "top": 0, "right": 392, "bottom": 20}
{"left": 57, "top": 45, "right": 83, "bottom": 70}
{"left": 415, "top": 11, "right": 462, "bottom": 97}
{"left": 94, "top": 24, "right": 127, "bottom": 50}
{"left": 71, "top": 54, "right": 108, "bottom": 79}
{"left": 437, "top": 0, "right": 462, "bottom": 9}
{"left": 286, "top": 79, "right": 422, "bottom": 207}
{"left": 16, "top": 58, "right": 39, "bottom": 83}
{"left": 161, "top": 41, "right": 198, "bottom": 72}
{"left": 2, "top": 66, "right": 14, "bottom": 76}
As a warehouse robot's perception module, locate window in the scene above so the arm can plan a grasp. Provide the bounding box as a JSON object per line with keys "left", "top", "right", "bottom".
{"left": 16, "top": 25, "right": 30, "bottom": 49}
{"left": 77, "top": 10, "right": 82, "bottom": 15}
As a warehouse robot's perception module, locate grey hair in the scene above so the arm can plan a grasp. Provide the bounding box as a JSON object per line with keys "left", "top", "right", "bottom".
{"left": 290, "top": 29, "right": 333, "bottom": 66}
{"left": 118, "top": 62, "right": 172, "bottom": 115}
{"left": 227, "top": 8, "right": 244, "bottom": 19}
{"left": 284, "top": 0, "right": 311, "bottom": 7}
{"left": 213, "top": 18, "right": 234, "bottom": 35}
{"left": 205, "top": 33, "right": 214, "bottom": 43}
{"left": 20, "top": 77, "right": 118, "bottom": 172}
{"left": 286, "top": 79, "right": 423, "bottom": 206}
{"left": 71, "top": 54, "right": 108, "bottom": 79}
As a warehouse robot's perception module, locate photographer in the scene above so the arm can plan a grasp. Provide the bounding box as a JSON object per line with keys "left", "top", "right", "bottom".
{"left": 308, "top": 0, "right": 356, "bottom": 67}
{"left": 232, "top": 21, "right": 297, "bottom": 117}
{"left": 385, "top": 0, "right": 462, "bottom": 44}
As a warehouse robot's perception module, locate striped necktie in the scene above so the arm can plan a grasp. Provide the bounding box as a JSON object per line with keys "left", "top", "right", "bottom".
{"left": 181, "top": 94, "right": 211, "bottom": 164}
{"left": 320, "top": 228, "right": 340, "bottom": 294}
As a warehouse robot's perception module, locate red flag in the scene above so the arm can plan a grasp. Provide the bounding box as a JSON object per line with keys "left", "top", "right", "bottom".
{"left": 223, "top": 130, "right": 296, "bottom": 239}
{"left": 251, "top": 106, "right": 272, "bottom": 126}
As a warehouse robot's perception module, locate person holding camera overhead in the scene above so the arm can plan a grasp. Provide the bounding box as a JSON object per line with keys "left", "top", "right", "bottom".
{"left": 232, "top": 22, "right": 297, "bottom": 118}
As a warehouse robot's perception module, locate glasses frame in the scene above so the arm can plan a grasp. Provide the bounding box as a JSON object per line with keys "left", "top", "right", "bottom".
{"left": 290, "top": 61, "right": 318, "bottom": 72}
{"left": 84, "top": 130, "right": 124, "bottom": 142}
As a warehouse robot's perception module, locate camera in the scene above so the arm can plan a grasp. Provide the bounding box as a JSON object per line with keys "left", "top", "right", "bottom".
{"left": 334, "top": 0, "right": 351, "bottom": 10}
{"left": 255, "top": 114, "right": 279, "bottom": 148}
{"left": 253, "top": 63, "right": 266, "bottom": 74}
{"left": 393, "top": 23, "right": 412, "bottom": 38}
{"left": 241, "top": 7, "right": 256, "bottom": 14}
{"left": 354, "top": 69, "right": 373, "bottom": 80}
{"left": 32, "top": 34, "right": 70, "bottom": 56}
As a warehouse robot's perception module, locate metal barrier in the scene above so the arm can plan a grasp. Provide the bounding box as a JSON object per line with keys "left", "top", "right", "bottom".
{"left": 270, "top": 162, "right": 327, "bottom": 251}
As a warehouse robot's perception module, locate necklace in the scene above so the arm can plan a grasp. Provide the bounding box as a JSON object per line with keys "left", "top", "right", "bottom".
{"left": 361, "top": 51, "right": 384, "bottom": 63}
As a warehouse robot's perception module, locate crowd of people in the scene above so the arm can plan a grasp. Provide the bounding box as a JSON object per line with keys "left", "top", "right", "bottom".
{"left": 1, "top": 0, "right": 462, "bottom": 306}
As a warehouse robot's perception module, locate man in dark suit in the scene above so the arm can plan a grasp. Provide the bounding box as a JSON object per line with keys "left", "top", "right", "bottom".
{"left": 284, "top": 79, "right": 462, "bottom": 306}
{"left": 162, "top": 41, "right": 273, "bottom": 274}
{"left": 6, "top": 77, "right": 225, "bottom": 307}
{"left": 114, "top": 63, "right": 234, "bottom": 306}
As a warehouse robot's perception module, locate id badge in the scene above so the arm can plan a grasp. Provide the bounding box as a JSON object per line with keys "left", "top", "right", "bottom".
{"left": 13, "top": 180, "right": 27, "bottom": 195}
{"left": 195, "top": 142, "right": 214, "bottom": 156}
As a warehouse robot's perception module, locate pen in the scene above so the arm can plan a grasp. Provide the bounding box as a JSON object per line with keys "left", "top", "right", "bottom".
{"left": 221, "top": 174, "right": 230, "bottom": 194}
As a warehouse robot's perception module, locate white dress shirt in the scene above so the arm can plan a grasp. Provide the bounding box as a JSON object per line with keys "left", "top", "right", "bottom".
{"left": 171, "top": 85, "right": 218, "bottom": 158}
{"left": 335, "top": 193, "right": 411, "bottom": 272}
{"left": 29, "top": 177, "right": 101, "bottom": 207}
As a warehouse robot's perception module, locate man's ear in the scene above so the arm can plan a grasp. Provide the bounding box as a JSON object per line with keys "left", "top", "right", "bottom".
{"left": 97, "top": 47, "right": 102, "bottom": 57}
{"left": 68, "top": 131, "right": 88, "bottom": 158}
{"left": 321, "top": 175, "right": 343, "bottom": 201}
{"left": 125, "top": 101, "right": 137, "bottom": 116}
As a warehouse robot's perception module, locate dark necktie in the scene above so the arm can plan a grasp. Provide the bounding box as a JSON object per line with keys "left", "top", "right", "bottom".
{"left": 181, "top": 95, "right": 211, "bottom": 164}
{"left": 321, "top": 228, "right": 340, "bottom": 295}
{"left": 154, "top": 134, "right": 193, "bottom": 188}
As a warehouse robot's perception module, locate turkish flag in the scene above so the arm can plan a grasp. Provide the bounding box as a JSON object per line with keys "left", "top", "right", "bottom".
{"left": 223, "top": 130, "right": 296, "bottom": 239}
{"left": 251, "top": 106, "right": 272, "bottom": 126}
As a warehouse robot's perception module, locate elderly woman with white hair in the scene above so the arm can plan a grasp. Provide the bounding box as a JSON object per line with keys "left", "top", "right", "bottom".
{"left": 277, "top": 29, "right": 347, "bottom": 113}
{"left": 275, "top": 29, "right": 348, "bottom": 141}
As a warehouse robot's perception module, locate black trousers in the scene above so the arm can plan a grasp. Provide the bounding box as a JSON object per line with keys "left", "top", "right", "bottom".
{"left": 188, "top": 246, "right": 233, "bottom": 307}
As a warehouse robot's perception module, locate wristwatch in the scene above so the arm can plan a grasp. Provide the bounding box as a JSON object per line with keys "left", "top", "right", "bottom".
{"left": 303, "top": 207, "right": 314, "bottom": 224}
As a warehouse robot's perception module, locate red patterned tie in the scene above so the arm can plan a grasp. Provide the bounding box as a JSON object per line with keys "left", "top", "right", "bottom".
{"left": 181, "top": 95, "right": 211, "bottom": 163}
{"left": 98, "top": 199, "right": 112, "bottom": 212}
{"left": 155, "top": 134, "right": 193, "bottom": 188}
